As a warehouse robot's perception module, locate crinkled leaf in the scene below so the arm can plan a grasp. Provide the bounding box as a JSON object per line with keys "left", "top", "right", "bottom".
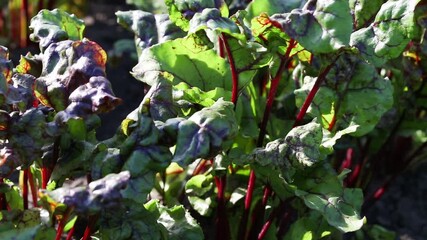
{"left": 271, "top": 0, "right": 353, "bottom": 53}
{"left": 8, "top": 108, "right": 52, "bottom": 169}
{"left": 165, "top": 0, "right": 228, "bottom": 31}
{"left": 116, "top": 11, "right": 185, "bottom": 55}
{"left": 35, "top": 39, "right": 111, "bottom": 111}
{"left": 349, "top": 0, "right": 385, "bottom": 29}
{"left": 249, "top": 120, "right": 323, "bottom": 181}
{"left": 29, "top": 9, "right": 85, "bottom": 51}
{"left": 173, "top": 98, "right": 238, "bottom": 165}
{"left": 55, "top": 76, "right": 122, "bottom": 122}
{"left": 350, "top": 0, "right": 421, "bottom": 66}
{"left": 147, "top": 200, "right": 204, "bottom": 239}
{"left": 132, "top": 34, "right": 234, "bottom": 91}
{"left": 295, "top": 54, "right": 393, "bottom": 136}
{"left": 145, "top": 81, "right": 178, "bottom": 121}
{"left": 189, "top": 8, "right": 245, "bottom": 40}
{"left": 8, "top": 74, "right": 37, "bottom": 112}
{"left": 40, "top": 171, "right": 130, "bottom": 215}
{"left": 245, "top": 0, "right": 305, "bottom": 20}
{"left": 292, "top": 164, "right": 365, "bottom": 232}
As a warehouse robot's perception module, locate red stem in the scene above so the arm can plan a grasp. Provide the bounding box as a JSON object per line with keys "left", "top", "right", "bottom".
{"left": 27, "top": 169, "right": 39, "bottom": 207}
{"left": 55, "top": 208, "right": 72, "bottom": 240}
{"left": 192, "top": 159, "right": 208, "bottom": 176}
{"left": 82, "top": 215, "right": 98, "bottom": 240}
{"left": 293, "top": 62, "right": 335, "bottom": 127}
{"left": 66, "top": 225, "right": 76, "bottom": 240}
{"left": 215, "top": 175, "right": 230, "bottom": 240}
{"left": 239, "top": 39, "right": 296, "bottom": 239}
{"left": 221, "top": 33, "right": 239, "bottom": 105}
{"left": 22, "top": 169, "right": 29, "bottom": 210}
{"left": 218, "top": 36, "right": 225, "bottom": 58}
{"left": 41, "top": 167, "right": 50, "bottom": 189}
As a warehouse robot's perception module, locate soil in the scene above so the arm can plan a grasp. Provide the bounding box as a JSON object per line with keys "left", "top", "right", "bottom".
{"left": 7, "top": 1, "right": 427, "bottom": 239}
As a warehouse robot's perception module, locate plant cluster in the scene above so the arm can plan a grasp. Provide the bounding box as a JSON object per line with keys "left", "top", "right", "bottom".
{"left": 0, "top": 0, "right": 426, "bottom": 239}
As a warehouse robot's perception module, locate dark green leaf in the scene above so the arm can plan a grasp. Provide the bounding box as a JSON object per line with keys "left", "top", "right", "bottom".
{"left": 349, "top": 0, "right": 385, "bottom": 29}
{"left": 271, "top": 0, "right": 353, "bottom": 53}
{"left": 292, "top": 164, "right": 365, "bottom": 232}
{"left": 295, "top": 54, "right": 393, "bottom": 136}
{"left": 173, "top": 98, "right": 238, "bottom": 165}
{"left": 350, "top": 0, "right": 421, "bottom": 66}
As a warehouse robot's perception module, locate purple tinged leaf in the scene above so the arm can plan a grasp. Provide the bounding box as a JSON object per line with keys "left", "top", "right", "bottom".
{"left": 42, "top": 171, "right": 130, "bottom": 215}
{"left": 29, "top": 9, "right": 85, "bottom": 51}
{"left": 0, "top": 146, "right": 21, "bottom": 178}
{"left": 173, "top": 98, "right": 238, "bottom": 165}
{"left": 0, "top": 46, "right": 13, "bottom": 105}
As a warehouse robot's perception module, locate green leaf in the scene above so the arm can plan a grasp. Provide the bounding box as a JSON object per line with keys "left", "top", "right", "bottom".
{"left": 173, "top": 98, "right": 238, "bottom": 165}
{"left": 350, "top": 0, "right": 421, "bottom": 66}
{"left": 271, "top": 0, "right": 353, "bottom": 53}
{"left": 29, "top": 9, "right": 85, "bottom": 51}
{"left": 295, "top": 54, "right": 394, "bottom": 136}
{"left": 132, "top": 34, "right": 233, "bottom": 90}
{"left": 185, "top": 174, "right": 214, "bottom": 215}
{"left": 292, "top": 164, "right": 365, "bottom": 232}
{"left": 245, "top": 0, "right": 305, "bottom": 20}
{"left": 284, "top": 212, "right": 335, "bottom": 240}
{"left": 149, "top": 200, "right": 204, "bottom": 239}
{"left": 349, "top": 0, "right": 385, "bottom": 29}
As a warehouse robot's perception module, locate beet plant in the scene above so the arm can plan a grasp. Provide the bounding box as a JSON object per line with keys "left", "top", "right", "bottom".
{"left": 0, "top": 0, "right": 426, "bottom": 239}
